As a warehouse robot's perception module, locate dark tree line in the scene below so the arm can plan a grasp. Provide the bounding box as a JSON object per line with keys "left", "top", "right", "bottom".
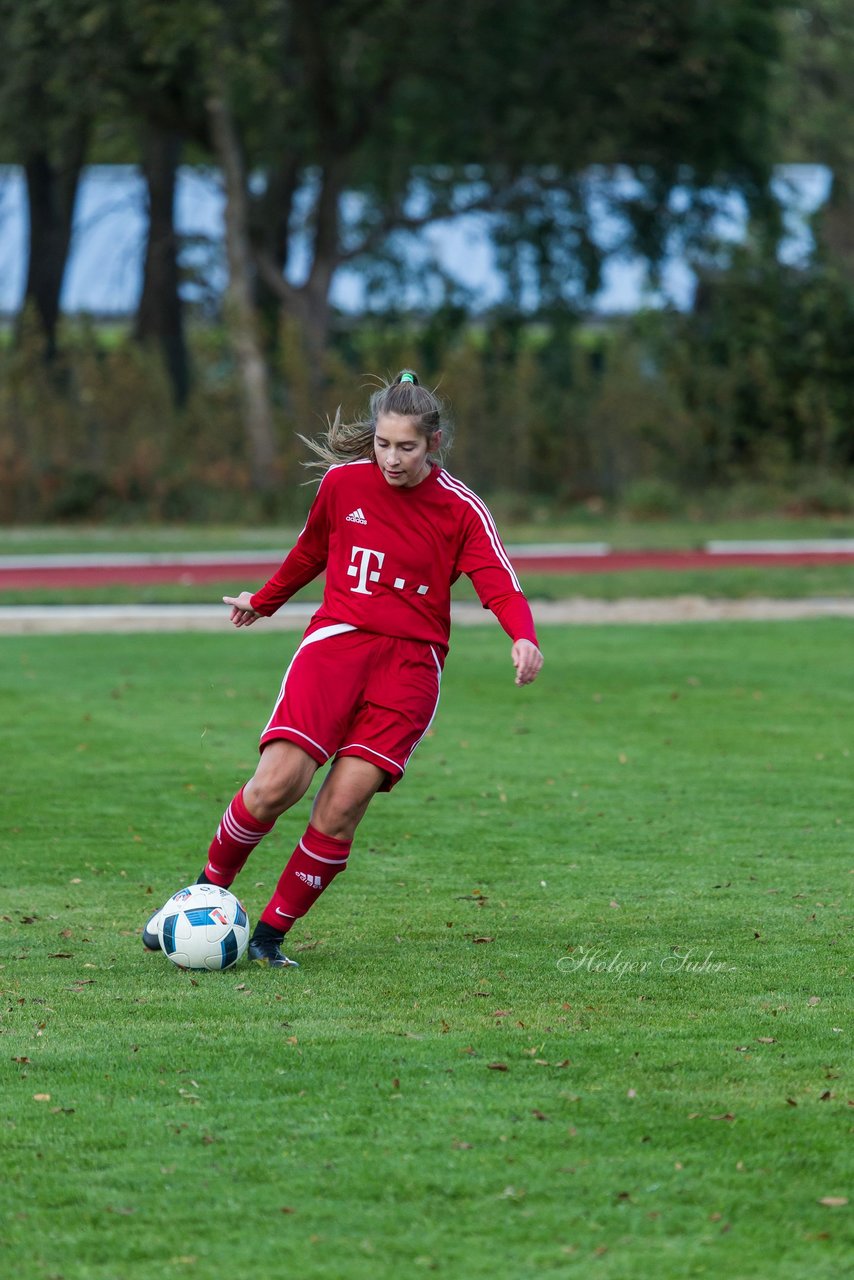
{"left": 1, "top": 0, "right": 850, "bottom": 490}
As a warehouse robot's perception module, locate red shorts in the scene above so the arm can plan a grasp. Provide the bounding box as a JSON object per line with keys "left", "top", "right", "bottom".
{"left": 259, "top": 624, "right": 443, "bottom": 790}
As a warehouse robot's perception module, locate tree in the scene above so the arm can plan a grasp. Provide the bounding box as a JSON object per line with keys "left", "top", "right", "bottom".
{"left": 208, "top": 85, "right": 278, "bottom": 493}
{"left": 0, "top": 0, "right": 100, "bottom": 358}
{"left": 245, "top": 0, "right": 786, "bottom": 333}
{"left": 779, "top": 1, "right": 854, "bottom": 280}
{"left": 97, "top": 1, "right": 215, "bottom": 405}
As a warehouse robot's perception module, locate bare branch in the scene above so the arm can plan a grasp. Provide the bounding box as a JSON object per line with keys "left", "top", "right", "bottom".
{"left": 254, "top": 247, "right": 303, "bottom": 308}
{"left": 337, "top": 187, "right": 506, "bottom": 264}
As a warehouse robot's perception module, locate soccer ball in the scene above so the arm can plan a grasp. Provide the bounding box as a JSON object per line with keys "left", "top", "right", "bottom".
{"left": 157, "top": 884, "right": 250, "bottom": 971}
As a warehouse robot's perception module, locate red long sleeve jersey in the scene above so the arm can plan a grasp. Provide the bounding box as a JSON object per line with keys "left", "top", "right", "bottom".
{"left": 250, "top": 460, "right": 538, "bottom": 654}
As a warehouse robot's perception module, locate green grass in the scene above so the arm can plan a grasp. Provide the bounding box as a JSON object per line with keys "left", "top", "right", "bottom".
{"left": 2, "top": 624, "right": 852, "bottom": 1279}
{"left": 3, "top": 562, "right": 854, "bottom": 606}
{"left": 1, "top": 512, "right": 854, "bottom": 556}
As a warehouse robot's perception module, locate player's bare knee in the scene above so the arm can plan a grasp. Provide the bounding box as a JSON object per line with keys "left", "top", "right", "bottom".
{"left": 244, "top": 775, "right": 289, "bottom": 821}
{"left": 311, "top": 774, "right": 380, "bottom": 839}
{"left": 245, "top": 743, "right": 315, "bottom": 820}
{"left": 312, "top": 795, "right": 363, "bottom": 841}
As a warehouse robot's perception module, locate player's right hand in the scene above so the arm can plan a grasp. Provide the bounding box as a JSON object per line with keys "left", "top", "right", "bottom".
{"left": 223, "top": 592, "right": 261, "bottom": 627}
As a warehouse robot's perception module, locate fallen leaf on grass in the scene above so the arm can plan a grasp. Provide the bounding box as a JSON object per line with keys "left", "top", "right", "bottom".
{"left": 472, "top": 936, "right": 494, "bottom": 944}
{"left": 531, "top": 1109, "right": 549, "bottom": 1121}
{"left": 48, "top": 953, "right": 73, "bottom": 960}
{"left": 32, "top": 1094, "right": 51, "bottom": 1102}
{"left": 808, "top": 996, "right": 821, "bottom": 1006}
{"left": 818, "top": 1197, "right": 848, "bottom": 1207}
{"left": 12, "top": 1057, "right": 30, "bottom": 1065}
{"left": 710, "top": 1112, "right": 735, "bottom": 1121}
{"left": 786, "top": 1098, "right": 798, "bottom": 1107}
{"left": 105, "top": 1206, "right": 135, "bottom": 1215}
{"left": 756, "top": 1037, "right": 777, "bottom": 1044}
{"left": 280, "top": 1206, "right": 297, "bottom": 1214}
{"left": 487, "top": 1062, "right": 509, "bottom": 1071}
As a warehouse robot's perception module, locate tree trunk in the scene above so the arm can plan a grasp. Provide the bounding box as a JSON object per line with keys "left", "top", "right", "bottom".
{"left": 135, "top": 123, "right": 190, "bottom": 406}
{"left": 816, "top": 169, "right": 854, "bottom": 283}
{"left": 297, "top": 159, "right": 345, "bottom": 388}
{"left": 19, "top": 125, "right": 88, "bottom": 359}
{"left": 249, "top": 160, "right": 300, "bottom": 350}
{"left": 207, "top": 88, "right": 278, "bottom": 493}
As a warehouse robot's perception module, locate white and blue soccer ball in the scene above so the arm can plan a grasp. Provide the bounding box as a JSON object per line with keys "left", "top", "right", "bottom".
{"left": 157, "top": 884, "right": 250, "bottom": 971}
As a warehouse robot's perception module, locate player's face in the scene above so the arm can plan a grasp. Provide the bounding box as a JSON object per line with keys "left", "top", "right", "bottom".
{"left": 374, "top": 413, "right": 441, "bottom": 488}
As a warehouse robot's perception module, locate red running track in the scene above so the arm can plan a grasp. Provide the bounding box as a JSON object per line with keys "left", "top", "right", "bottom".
{"left": 2, "top": 550, "right": 854, "bottom": 590}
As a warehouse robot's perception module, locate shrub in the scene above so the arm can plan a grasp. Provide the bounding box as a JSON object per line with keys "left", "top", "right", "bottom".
{"left": 622, "top": 478, "right": 686, "bottom": 520}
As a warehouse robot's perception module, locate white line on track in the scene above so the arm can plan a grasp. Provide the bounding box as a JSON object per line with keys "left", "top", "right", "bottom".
{"left": 2, "top": 598, "right": 854, "bottom": 635}
{"left": 705, "top": 539, "right": 854, "bottom": 554}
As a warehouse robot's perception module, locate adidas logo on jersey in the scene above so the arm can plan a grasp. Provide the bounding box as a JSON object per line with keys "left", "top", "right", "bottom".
{"left": 346, "top": 507, "right": 368, "bottom": 524}
{"left": 295, "top": 870, "right": 323, "bottom": 889}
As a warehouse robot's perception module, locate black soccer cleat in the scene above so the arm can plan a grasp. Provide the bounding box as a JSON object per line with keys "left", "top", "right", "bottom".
{"left": 142, "top": 907, "right": 163, "bottom": 952}
{"left": 247, "top": 938, "right": 300, "bottom": 968}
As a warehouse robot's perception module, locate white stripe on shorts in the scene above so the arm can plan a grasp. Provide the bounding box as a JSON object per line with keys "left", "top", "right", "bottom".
{"left": 403, "top": 645, "right": 443, "bottom": 767}
{"left": 261, "top": 622, "right": 357, "bottom": 744}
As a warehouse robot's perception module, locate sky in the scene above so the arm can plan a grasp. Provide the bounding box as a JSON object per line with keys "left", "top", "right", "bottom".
{"left": 0, "top": 164, "right": 831, "bottom": 318}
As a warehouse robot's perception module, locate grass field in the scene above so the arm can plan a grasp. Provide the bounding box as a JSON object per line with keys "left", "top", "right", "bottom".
{"left": 2, "top": 622, "right": 852, "bottom": 1279}
{"left": 1, "top": 513, "right": 854, "bottom": 556}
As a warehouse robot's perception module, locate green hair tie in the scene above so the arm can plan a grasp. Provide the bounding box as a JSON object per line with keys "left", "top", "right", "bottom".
{"left": 400, "top": 372, "right": 415, "bottom": 384}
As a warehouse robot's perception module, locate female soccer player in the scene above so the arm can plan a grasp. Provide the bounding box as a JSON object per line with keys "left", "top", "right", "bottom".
{"left": 144, "top": 371, "right": 543, "bottom": 966}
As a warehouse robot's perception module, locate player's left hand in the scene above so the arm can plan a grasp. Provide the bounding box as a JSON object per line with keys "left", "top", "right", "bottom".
{"left": 511, "top": 639, "right": 543, "bottom": 686}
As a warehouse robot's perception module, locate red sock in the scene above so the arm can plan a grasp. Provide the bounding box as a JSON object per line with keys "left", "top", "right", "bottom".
{"left": 204, "top": 786, "right": 274, "bottom": 886}
{"left": 260, "top": 823, "right": 351, "bottom": 932}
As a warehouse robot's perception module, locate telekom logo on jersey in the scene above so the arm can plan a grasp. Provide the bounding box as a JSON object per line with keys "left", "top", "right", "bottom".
{"left": 347, "top": 546, "right": 385, "bottom": 594}
{"left": 347, "top": 545, "right": 429, "bottom": 597}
